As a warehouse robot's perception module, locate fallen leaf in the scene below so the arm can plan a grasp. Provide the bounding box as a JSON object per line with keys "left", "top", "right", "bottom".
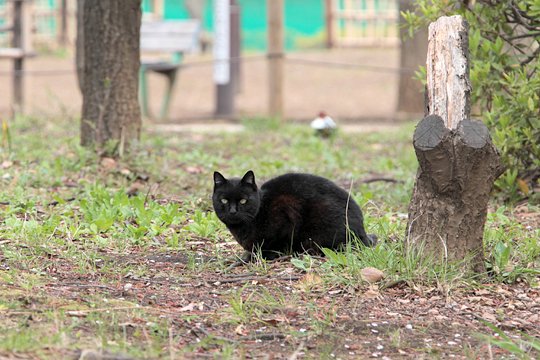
{"left": 517, "top": 179, "right": 529, "bottom": 195}
{"left": 475, "top": 289, "right": 491, "bottom": 296}
{"left": 235, "top": 324, "right": 248, "bottom": 336}
{"left": 120, "top": 168, "right": 132, "bottom": 176}
{"left": 185, "top": 166, "right": 204, "bottom": 174}
{"left": 261, "top": 315, "right": 288, "bottom": 326}
{"left": 123, "top": 283, "right": 133, "bottom": 292}
{"left": 363, "top": 288, "right": 380, "bottom": 299}
{"left": 126, "top": 180, "right": 145, "bottom": 196}
{"left": 100, "top": 157, "right": 117, "bottom": 170}
{"left": 361, "top": 267, "right": 385, "bottom": 283}
{"left": 298, "top": 273, "right": 323, "bottom": 290}
{"left": 180, "top": 303, "right": 196, "bottom": 312}
{"left": 67, "top": 310, "right": 88, "bottom": 318}
{"left": 1, "top": 160, "right": 12, "bottom": 169}
{"left": 482, "top": 312, "right": 497, "bottom": 322}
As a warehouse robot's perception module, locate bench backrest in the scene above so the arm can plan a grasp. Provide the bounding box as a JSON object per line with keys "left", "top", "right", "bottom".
{"left": 140, "top": 19, "right": 201, "bottom": 53}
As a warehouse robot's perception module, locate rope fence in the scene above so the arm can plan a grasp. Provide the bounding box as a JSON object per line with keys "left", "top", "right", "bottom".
{"left": 0, "top": 53, "right": 417, "bottom": 77}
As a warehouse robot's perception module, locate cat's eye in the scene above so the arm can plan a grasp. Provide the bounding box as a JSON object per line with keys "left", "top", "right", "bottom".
{"left": 220, "top": 198, "right": 228, "bottom": 204}
{"left": 239, "top": 199, "right": 247, "bottom": 205}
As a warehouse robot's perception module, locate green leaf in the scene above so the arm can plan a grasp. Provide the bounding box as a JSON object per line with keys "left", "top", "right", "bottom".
{"left": 528, "top": 97, "right": 535, "bottom": 111}
{"left": 291, "top": 258, "right": 308, "bottom": 272}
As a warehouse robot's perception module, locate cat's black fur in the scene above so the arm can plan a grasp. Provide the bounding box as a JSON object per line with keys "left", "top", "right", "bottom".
{"left": 212, "top": 170, "right": 376, "bottom": 260}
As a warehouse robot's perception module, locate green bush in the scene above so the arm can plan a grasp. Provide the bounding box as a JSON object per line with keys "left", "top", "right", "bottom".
{"left": 403, "top": 0, "right": 540, "bottom": 202}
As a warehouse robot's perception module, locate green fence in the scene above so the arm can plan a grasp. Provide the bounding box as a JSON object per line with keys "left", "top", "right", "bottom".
{"left": 0, "top": 0, "right": 327, "bottom": 50}
{"left": 143, "top": 0, "right": 326, "bottom": 50}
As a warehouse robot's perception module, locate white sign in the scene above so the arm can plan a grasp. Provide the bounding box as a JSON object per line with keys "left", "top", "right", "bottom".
{"left": 213, "top": 0, "right": 230, "bottom": 84}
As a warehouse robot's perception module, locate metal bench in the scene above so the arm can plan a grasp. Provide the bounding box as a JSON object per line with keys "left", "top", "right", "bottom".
{"left": 139, "top": 19, "right": 201, "bottom": 120}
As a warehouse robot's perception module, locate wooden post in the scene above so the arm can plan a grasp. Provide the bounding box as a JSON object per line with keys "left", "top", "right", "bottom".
{"left": 267, "top": 0, "right": 284, "bottom": 120}
{"left": 154, "top": 0, "right": 164, "bottom": 19}
{"left": 58, "top": 0, "right": 68, "bottom": 46}
{"left": 406, "top": 16, "right": 504, "bottom": 272}
{"left": 396, "top": 0, "right": 428, "bottom": 118}
{"left": 11, "top": 0, "right": 32, "bottom": 115}
{"left": 325, "top": 0, "right": 334, "bottom": 48}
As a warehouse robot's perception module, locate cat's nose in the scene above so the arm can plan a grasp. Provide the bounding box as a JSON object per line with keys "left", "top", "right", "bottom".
{"left": 229, "top": 205, "right": 237, "bottom": 214}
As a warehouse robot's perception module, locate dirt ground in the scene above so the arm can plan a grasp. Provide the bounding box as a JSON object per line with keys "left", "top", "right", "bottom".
{"left": 9, "top": 236, "right": 538, "bottom": 359}
{"left": 0, "top": 48, "right": 408, "bottom": 122}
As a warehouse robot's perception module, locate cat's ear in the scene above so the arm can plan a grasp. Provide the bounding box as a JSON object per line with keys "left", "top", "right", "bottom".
{"left": 214, "top": 171, "right": 227, "bottom": 187}
{"left": 241, "top": 170, "right": 257, "bottom": 189}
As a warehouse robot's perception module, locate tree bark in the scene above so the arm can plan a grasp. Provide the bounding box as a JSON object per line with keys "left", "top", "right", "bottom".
{"left": 396, "top": 0, "right": 428, "bottom": 118}
{"left": 406, "top": 16, "right": 504, "bottom": 272}
{"left": 79, "top": 0, "right": 142, "bottom": 155}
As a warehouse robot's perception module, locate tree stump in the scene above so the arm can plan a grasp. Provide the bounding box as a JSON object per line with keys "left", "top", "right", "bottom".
{"left": 406, "top": 16, "right": 504, "bottom": 272}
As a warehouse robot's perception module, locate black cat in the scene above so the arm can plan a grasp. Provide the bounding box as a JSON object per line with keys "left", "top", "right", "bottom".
{"left": 212, "top": 170, "right": 376, "bottom": 260}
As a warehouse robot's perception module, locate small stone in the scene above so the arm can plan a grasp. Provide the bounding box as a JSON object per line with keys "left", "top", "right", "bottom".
{"left": 360, "top": 267, "right": 385, "bottom": 283}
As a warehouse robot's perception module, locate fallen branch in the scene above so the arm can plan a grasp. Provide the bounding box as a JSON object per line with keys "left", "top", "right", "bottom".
{"left": 47, "top": 282, "right": 116, "bottom": 290}
{"left": 191, "top": 326, "right": 238, "bottom": 343}
{"left": 241, "top": 332, "right": 286, "bottom": 341}
{"left": 210, "top": 275, "right": 302, "bottom": 284}
{"left": 359, "top": 177, "right": 404, "bottom": 184}
{"left": 288, "top": 341, "right": 305, "bottom": 360}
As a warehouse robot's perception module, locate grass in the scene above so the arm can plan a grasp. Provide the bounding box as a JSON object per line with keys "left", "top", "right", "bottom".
{"left": 0, "top": 114, "right": 539, "bottom": 358}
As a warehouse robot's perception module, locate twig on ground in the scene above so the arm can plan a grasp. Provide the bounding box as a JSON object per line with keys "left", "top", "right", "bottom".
{"left": 225, "top": 259, "right": 246, "bottom": 271}
{"left": 359, "top": 177, "right": 404, "bottom": 184}
{"left": 269, "top": 255, "right": 292, "bottom": 262}
{"left": 191, "top": 326, "right": 238, "bottom": 343}
{"left": 1, "top": 306, "right": 143, "bottom": 316}
{"left": 210, "top": 275, "right": 302, "bottom": 284}
{"left": 288, "top": 341, "right": 305, "bottom": 360}
{"left": 380, "top": 279, "right": 408, "bottom": 290}
{"left": 47, "top": 282, "right": 116, "bottom": 290}
{"left": 47, "top": 197, "right": 76, "bottom": 206}
{"left": 241, "top": 332, "right": 286, "bottom": 341}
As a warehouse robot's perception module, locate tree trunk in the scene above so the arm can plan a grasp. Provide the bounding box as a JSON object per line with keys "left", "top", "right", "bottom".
{"left": 406, "top": 16, "right": 504, "bottom": 272}
{"left": 396, "top": 0, "right": 428, "bottom": 118}
{"left": 80, "top": 0, "right": 142, "bottom": 154}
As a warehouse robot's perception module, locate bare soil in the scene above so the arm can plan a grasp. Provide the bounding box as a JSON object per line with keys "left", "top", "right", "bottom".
{"left": 2, "top": 225, "right": 539, "bottom": 359}
{"left": 0, "top": 48, "right": 405, "bottom": 122}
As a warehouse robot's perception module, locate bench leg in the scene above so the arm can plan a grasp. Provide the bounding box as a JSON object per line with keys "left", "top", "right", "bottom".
{"left": 159, "top": 69, "right": 178, "bottom": 120}
{"left": 139, "top": 66, "right": 152, "bottom": 118}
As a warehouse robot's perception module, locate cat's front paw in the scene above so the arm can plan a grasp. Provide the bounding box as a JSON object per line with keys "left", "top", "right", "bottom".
{"left": 367, "top": 234, "right": 378, "bottom": 247}
{"left": 239, "top": 250, "right": 253, "bottom": 263}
